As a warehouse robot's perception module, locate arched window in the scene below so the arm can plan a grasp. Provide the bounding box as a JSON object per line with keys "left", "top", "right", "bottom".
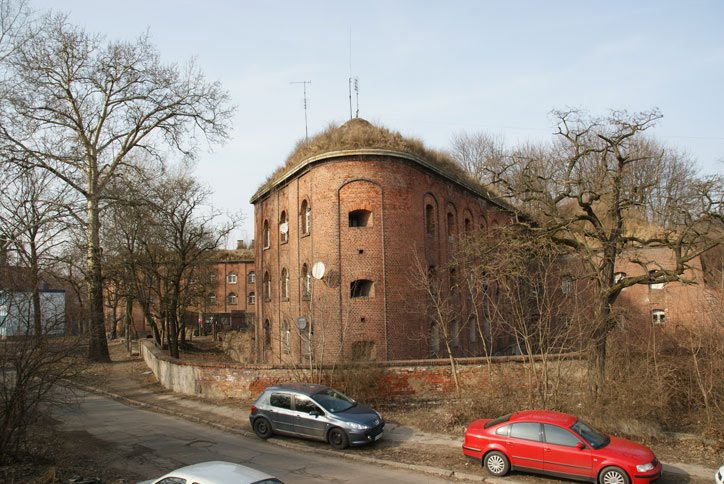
{"left": 248, "top": 271, "right": 255, "bottom": 283}
{"left": 349, "top": 209, "right": 372, "bottom": 227}
{"left": 279, "top": 210, "right": 288, "bottom": 243}
{"left": 350, "top": 279, "right": 374, "bottom": 298}
{"left": 227, "top": 272, "right": 237, "bottom": 284}
{"left": 263, "top": 320, "right": 271, "bottom": 349}
{"left": 425, "top": 204, "right": 435, "bottom": 236}
{"left": 430, "top": 321, "right": 440, "bottom": 356}
{"left": 281, "top": 320, "right": 291, "bottom": 354}
{"left": 447, "top": 211, "right": 456, "bottom": 241}
{"left": 227, "top": 292, "right": 237, "bottom": 305}
{"left": 207, "top": 293, "right": 216, "bottom": 305}
{"left": 248, "top": 292, "right": 255, "bottom": 305}
{"left": 561, "top": 275, "right": 573, "bottom": 295}
{"left": 263, "top": 219, "right": 270, "bottom": 249}
{"left": 208, "top": 272, "right": 217, "bottom": 283}
{"left": 301, "top": 200, "right": 311, "bottom": 235}
{"left": 263, "top": 271, "right": 271, "bottom": 300}
{"left": 301, "top": 263, "right": 311, "bottom": 299}
{"left": 281, "top": 268, "right": 289, "bottom": 300}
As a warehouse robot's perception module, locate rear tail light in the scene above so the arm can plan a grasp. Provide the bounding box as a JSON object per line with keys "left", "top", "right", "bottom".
{"left": 251, "top": 405, "right": 257, "bottom": 413}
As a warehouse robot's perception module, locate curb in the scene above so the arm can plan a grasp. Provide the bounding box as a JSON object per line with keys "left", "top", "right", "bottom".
{"left": 65, "top": 381, "right": 489, "bottom": 482}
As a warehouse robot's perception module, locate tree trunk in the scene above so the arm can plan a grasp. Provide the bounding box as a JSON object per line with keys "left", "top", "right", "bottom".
{"left": 86, "top": 196, "right": 110, "bottom": 362}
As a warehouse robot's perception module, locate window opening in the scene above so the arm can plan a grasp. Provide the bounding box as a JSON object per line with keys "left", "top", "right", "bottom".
{"left": 263, "top": 219, "right": 270, "bottom": 249}
{"left": 349, "top": 209, "right": 372, "bottom": 227}
{"left": 227, "top": 292, "right": 237, "bottom": 305}
{"left": 248, "top": 292, "right": 255, "bottom": 305}
{"left": 425, "top": 204, "right": 435, "bottom": 236}
{"left": 263, "top": 271, "right": 271, "bottom": 300}
{"left": 350, "top": 279, "right": 374, "bottom": 298}
{"left": 279, "top": 210, "right": 288, "bottom": 243}
{"left": 301, "top": 200, "right": 311, "bottom": 235}
{"left": 281, "top": 268, "right": 289, "bottom": 300}
{"left": 227, "top": 272, "right": 237, "bottom": 284}
{"left": 301, "top": 263, "right": 311, "bottom": 299}
{"left": 652, "top": 309, "right": 666, "bottom": 324}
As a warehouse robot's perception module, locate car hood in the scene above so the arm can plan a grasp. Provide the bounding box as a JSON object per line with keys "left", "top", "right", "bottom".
{"left": 597, "top": 435, "right": 656, "bottom": 463}
{"left": 333, "top": 404, "right": 382, "bottom": 426}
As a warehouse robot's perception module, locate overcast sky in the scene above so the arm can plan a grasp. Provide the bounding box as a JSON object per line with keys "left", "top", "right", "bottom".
{"left": 33, "top": 0, "right": 724, "bottom": 245}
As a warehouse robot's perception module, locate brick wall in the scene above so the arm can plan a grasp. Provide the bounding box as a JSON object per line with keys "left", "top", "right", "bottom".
{"left": 253, "top": 151, "right": 513, "bottom": 365}
{"left": 141, "top": 339, "right": 581, "bottom": 401}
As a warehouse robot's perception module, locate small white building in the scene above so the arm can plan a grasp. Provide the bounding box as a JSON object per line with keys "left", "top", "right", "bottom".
{"left": 0, "top": 289, "right": 66, "bottom": 338}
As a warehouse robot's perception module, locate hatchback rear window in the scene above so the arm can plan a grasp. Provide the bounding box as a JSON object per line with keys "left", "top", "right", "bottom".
{"left": 270, "top": 393, "right": 291, "bottom": 409}
{"left": 484, "top": 413, "right": 512, "bottom": 429}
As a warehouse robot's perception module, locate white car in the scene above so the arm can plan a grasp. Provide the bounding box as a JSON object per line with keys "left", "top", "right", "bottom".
{"left": 716, "top": 464, "right": 724, "bottom": 484}
{"left": 138, "top": 461, "right": 284, "bottom": 484}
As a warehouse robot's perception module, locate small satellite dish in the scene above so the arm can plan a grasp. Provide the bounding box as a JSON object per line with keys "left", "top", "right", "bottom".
{"left": 296, "top": 316, "right": 307, "bottom": 330}
{"left": 311, "top": 261, "right": 325, "bottom": 280}
{"left": 279, "top": 222, "right": 288, "bottom": 234}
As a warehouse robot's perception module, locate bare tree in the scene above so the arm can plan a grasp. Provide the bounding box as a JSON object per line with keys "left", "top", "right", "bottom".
{"left": 0, "top": 167, "right": 72, "bottom": 341}
{"left": 461, "top": 109, "right": 723, "bottom": 399}
{"left": 105, "top": 163, "right": 236, "bottom": 359}
{"left": 0, "top": 13, "right": 234, "bottom": 361}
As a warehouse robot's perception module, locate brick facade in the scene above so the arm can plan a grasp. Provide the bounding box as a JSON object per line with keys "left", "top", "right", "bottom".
{"left": 251, "top": 132, "right": 514, "bottom": 364}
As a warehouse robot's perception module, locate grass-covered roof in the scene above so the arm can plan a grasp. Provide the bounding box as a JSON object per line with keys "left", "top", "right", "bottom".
{"left": 251, "top": 118, "right": 510, "bottom": 210}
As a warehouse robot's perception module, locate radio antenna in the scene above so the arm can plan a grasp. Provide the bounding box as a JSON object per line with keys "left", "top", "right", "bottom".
{"left": 354, "top": 77, "right": 359, "bottom": 118}
{"left": 348, "top": 28, "right": 353, "bottom": 119}
{"left": 290, "top": 80, "right": 311, "bottom": 141}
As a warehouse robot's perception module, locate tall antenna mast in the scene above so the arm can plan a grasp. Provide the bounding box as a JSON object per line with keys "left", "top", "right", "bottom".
{"left": 354, "top": 77, "right": 359, "bottom": 118}
{"left": 348, "top": 27, "right": 353, "bottom": 120}
{"left": 290, "top": 80, "right": 311, "bottom": 141}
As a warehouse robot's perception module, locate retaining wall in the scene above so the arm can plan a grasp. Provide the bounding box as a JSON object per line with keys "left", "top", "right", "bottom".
{"left": 141, "top": 340, "right": 583, "bottom": 401}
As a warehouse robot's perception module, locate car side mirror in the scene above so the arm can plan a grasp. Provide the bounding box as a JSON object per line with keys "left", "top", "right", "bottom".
{"left": 309, "top": 410, "right": 321, "bottom": 417}
{"left": 576, "top": 442, "right": 586, "bottom": 450}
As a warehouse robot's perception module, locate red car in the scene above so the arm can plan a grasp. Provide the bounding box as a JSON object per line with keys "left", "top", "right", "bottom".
{"left": 462, "top": 410, "right": 662, "bottom": 484}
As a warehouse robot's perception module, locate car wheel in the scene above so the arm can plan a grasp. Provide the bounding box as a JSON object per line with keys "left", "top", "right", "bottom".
{"left": 252, "top": 417, "right": 273, "bottom": 439}
{"left": 484, "top": 450, "right": 510, "bottom": 476}
{"left": 599, "top": 466, "right": 630, "bottom": 484}
{"left": 327, "top": 427, "right": 349, "bottom": 449}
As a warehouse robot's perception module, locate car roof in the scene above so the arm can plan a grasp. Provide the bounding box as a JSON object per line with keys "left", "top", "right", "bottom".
{"left": 264, "top": 382, "right": 329, "bottom": 396}
{"left": 155, "top": 461, "right": 278, "bottom": 483}
{"left": 510, "top": 410, "right": 578, "bottom": 427}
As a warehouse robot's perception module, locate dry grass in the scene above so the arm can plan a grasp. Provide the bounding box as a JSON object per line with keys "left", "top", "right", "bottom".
{"left": 258, "top": 118, "right": 488, "bottom": 196}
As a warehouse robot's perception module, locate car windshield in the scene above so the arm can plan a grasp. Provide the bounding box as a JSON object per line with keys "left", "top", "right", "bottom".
{"left": 311, "top": 389, "right": 356, "bottom": 413}
{"left": 570, "top": 419, "right": 610, "bottom": 449}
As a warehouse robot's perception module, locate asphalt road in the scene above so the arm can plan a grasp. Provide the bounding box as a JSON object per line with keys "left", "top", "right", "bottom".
{"left": 52, "top": 390, "right": 463, "bottom": 483}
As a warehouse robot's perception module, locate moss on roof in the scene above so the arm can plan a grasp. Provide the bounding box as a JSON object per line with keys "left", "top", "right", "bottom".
{"left": 252, "top": 118, "right": 510, "bottom": 210}
{"left": 212, "top": 248, "right": 254, "bottom": 262}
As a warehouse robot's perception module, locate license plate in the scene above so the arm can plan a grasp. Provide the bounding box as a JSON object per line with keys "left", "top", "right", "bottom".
{"left": 374, "top": 433, "right": 382, "bottom": 441}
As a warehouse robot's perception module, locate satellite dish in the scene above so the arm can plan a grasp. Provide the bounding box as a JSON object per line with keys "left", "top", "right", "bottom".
{"left": 279, "top": 222, "right": 288, "bottom": 234}
{"left": 311, "top": 261, "right": 325, "bottom": 280}
{"left": 296, "top": 316, "right": 307, "bottom": 330}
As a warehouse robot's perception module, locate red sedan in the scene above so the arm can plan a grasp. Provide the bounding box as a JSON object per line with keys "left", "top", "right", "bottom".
{"left": 462, "top": 410, "right": 661, "bottom": 484}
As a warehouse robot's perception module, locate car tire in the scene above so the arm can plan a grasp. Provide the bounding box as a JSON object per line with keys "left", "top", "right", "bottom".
{"left": 252, "top": 417, "right": 273, "bottom": 439}
{"left": 327, "top": 427, "right": 349, "bottom": 449}
{"left": 484, "top": 450, "right": 510, "bottom": 476}
{"left": 599, "top": 466, "right": 630, "bottom": 484}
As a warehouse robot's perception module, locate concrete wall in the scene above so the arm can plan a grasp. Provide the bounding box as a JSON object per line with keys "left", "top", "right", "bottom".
{"left": 141, "top": 339, "right": 582, "bottom": 402}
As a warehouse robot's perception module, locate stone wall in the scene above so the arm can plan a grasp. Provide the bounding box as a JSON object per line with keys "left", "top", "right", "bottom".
{"left": 142, "top": 340, "right": 583, "bottom": 402}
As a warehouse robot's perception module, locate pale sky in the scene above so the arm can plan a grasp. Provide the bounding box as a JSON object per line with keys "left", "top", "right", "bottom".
{"left": 33, "top": 1, "right": 724, "bottom": 244}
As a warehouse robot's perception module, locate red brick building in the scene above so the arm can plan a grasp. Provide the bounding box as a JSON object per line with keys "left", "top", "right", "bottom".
{"left": 197, "top": 248, "right": 256, "bottom": 333}
{"left": 250, "top": 119, "right": 517, "bottom": 364}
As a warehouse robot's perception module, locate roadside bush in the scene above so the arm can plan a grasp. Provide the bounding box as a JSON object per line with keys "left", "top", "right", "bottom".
{"left": 0, "top": 336, "right": 81, "bottom": 464}
{"left": 328, "top": 362, "right": 386, "bottom": 405}
{"left": 602, "top": 316, "right": 724, "bottom": 437}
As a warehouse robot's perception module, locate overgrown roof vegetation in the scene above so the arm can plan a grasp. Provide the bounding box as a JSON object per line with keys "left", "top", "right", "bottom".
{"left": 255, "top": 118, "right": 504, "bottom": 204}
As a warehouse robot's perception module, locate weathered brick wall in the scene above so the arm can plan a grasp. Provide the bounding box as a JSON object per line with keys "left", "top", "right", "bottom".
{"left": 141, "top": 340, "right": 582, "bottom": 401}
{"left": 253, "top": 152, "right": 514, "bottom": 366}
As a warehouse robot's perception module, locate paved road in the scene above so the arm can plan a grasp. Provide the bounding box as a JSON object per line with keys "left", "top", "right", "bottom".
{"left": 53, "top": 391, "right": 463, "bottom": 483}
